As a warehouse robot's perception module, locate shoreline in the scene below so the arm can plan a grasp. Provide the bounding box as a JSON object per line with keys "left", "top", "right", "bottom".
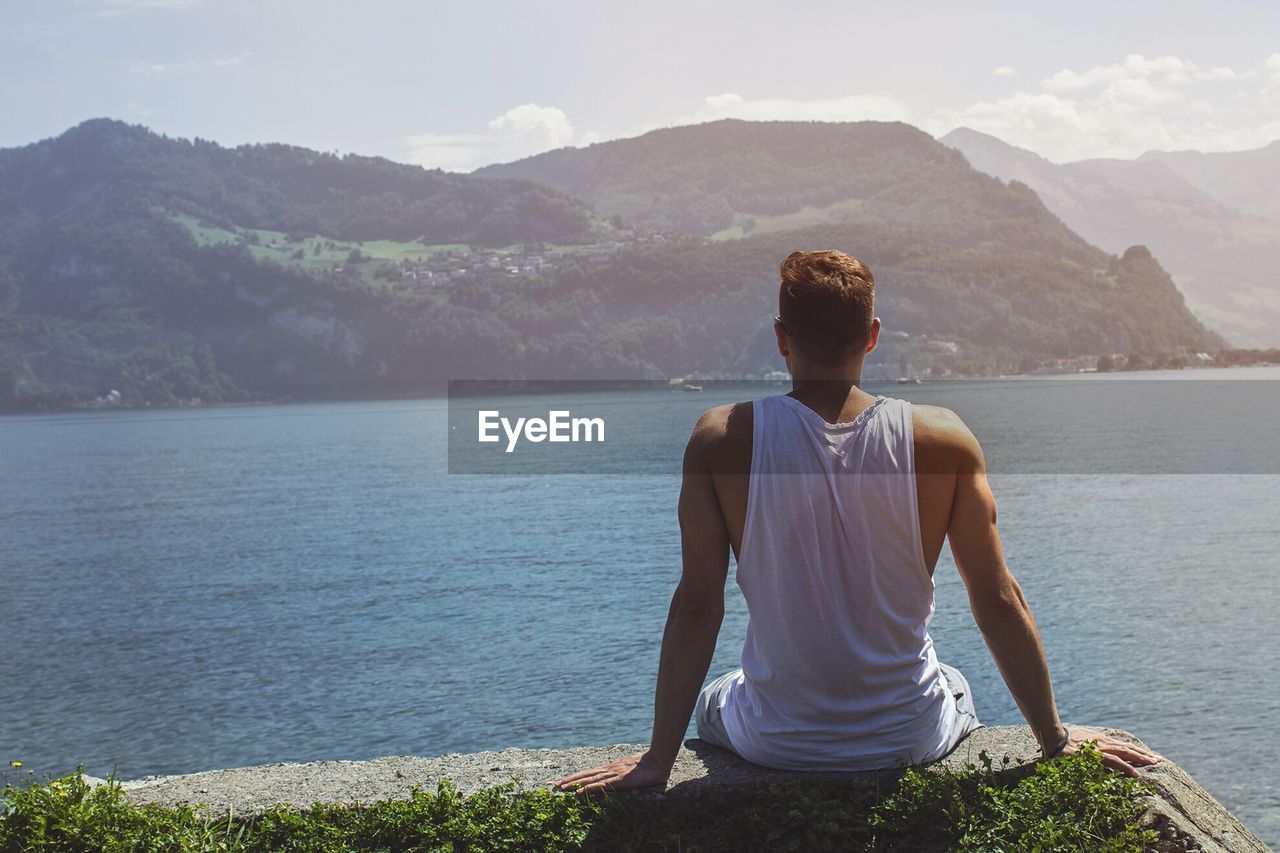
{"left": 4, "top": 362, "right": 1278, "bottom": 419}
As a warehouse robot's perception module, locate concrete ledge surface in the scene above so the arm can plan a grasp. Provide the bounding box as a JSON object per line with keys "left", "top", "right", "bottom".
{"left": 90, "top": 726, "right": 1268, "bottom": 852}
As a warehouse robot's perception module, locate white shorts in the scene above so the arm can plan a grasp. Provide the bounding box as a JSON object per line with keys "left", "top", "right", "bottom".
{"left": 694, "top": 662, "right": 982, "bottom": 764}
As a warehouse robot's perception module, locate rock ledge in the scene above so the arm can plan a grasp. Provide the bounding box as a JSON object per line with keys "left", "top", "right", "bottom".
{"left": 97, "top": 726, "right": 1267, "bottom": 852}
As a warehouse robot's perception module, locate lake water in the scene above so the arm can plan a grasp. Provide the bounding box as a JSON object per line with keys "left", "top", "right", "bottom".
{"left": 2, "top": 368, "right": 1278, "bottom": 844}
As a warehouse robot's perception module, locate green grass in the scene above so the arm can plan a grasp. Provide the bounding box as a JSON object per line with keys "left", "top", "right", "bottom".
{"left": 169, "top": 213, "right": 241, "bottom": 246}
{"left": 0, "top": 746, "right": 1155, "bottom": 851}
{"left": 169, "top": 214, "right": 444, "bottom": 286}
{"left": 170, "top": 213, "right": 579, "bottom": 262}
{"left": 708, "top": 199, "right": 873, "bottom": 241}
{"left": 167, "top": 213, "right": 589, "bottom": 290}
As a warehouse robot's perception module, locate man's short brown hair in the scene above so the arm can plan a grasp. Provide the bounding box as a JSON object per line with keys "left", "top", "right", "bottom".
{"left": 778, "top": 250, "right": 876, "bottom": 365}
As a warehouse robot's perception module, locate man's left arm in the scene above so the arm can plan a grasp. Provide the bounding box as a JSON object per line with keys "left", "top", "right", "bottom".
{"left": 556, "top": 413, "right": 731, "bottom": 793}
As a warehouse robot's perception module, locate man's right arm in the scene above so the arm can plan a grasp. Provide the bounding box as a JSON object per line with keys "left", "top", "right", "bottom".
{"left": 938, "top": 410, "right": 1161, "bottom": 777}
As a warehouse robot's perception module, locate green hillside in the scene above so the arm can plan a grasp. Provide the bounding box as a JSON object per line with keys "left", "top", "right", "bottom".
{"left": 0, "top": 120, "right": 596, "bottom": 410}
{"left": 475, "top": 118, "right": 1217, "bottom": 363}
{"left": 0, "top": 119, "right": 595, "bottom": 245}
{"left": 523, "top": 227, "right": 1217, "bottom": 379}
{"left": 478, "top": 119, "right": 1074, "bottom": 240}
{"left": 0, "top": 119, "right": 1221, "bottom": 412}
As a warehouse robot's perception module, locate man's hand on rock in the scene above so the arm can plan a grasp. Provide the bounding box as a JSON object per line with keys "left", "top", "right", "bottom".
{"left": 1061, "top": 726, "right": 1162, "bottom": 777}
{"left": 555, "top": 750, "right": 671, "bottom": 794}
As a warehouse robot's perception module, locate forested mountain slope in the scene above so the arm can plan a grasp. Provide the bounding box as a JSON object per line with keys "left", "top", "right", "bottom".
{"left": 0, "top": 119, "right": 1219, "bottom": 412}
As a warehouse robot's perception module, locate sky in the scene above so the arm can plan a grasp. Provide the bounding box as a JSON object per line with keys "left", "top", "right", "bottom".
{"left": 4, "top": 0, "right": 1280, "bottom": 170}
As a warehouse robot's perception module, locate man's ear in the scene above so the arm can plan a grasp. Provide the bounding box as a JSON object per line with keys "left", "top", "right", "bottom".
{"left": 865, "top": 317, "right": 881, "bottom": 355}
{"left": 774, "top": 321, "right": 791, "bottom": 359}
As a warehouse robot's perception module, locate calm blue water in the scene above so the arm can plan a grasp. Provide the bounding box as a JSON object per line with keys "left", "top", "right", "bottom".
{"left": 2, "top": 373, "right": 1277, "bottom": 843}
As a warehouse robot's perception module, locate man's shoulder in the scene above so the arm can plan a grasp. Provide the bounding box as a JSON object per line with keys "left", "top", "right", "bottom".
{"left": 686, "top": 402, "right": 753, "bottom": 473}
{"left": 690, "top": 402, "right": 754, "bottom": 447}
{"left": 910, "top": 403, "right": 983, "bottom": 470}
{"left": 910, "top": 403, "right": 971, "bottom": 437}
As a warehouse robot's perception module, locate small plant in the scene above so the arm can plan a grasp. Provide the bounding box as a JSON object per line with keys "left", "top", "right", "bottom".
{"left": 872, "top": 744, "right": 1155, "bottom": 851}
{"left": 0, "top": 747, "right": 1155, "bottom": 851}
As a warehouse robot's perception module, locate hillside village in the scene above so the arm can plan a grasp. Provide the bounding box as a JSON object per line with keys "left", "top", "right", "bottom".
{"left": 373, "top": 231, "right": 670, "bottom": 283}
{"left": 227, "top": 218, "right": 678, "bottom": 286}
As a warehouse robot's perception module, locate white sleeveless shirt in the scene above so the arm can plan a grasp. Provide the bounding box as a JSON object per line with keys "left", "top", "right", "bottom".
{"left": 718, "top": 393, "right": 963, "bottom": 770}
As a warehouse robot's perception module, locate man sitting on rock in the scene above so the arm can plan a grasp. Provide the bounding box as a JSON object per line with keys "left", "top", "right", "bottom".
{"left": 557, "top": 250, "right": 1160, "bottom": 793}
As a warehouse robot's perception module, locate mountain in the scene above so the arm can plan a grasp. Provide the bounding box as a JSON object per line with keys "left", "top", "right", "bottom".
{"left": 480, "top": 120, "right": 1045, "bottom": 239}
{"left": 1140, "top": 141, "right": 1280, "bottom": 222}
{"left": 478, "top": 117, "right": 1216, "bottom": 350}
{"left": 941, "top": 126, "right": 1223, "bottom": 207}
{"left": 941, "top": 127, "right": 1280, "bottom": 347}
{"left": 0, "top": 118, "right": 594, "bottom": 246}
{"left": 0, "top": 119, "right": 1219, "bottom": 412}
{"left": 525, "top": 226, "right": 1216, "bottom": 379}
{"left": 0, "top": 119, "right": 602, "bottom": 411}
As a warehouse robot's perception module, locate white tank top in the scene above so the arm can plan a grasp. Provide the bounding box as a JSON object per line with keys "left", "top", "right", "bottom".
{"left": 718, "top": 393, "right": 962, "bottom": 770}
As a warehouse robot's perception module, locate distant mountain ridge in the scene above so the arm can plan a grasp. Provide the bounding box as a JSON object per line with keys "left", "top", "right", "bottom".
{"left": 478, "top": 120, "right": 992, "bottom": 237}
{"left": 0, "top": 118, "right": 594, "bottom": 245}
{"left": 1140, "top": 141, "right": 1280, "bottom": 222}
{"left": 0, "top": 119, "right": 1220, "bottom": 412}
{"left": 941, "top": 127, "right": 1280, "bottom": 347}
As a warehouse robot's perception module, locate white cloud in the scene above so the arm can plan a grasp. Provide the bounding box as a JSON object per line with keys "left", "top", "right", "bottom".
{"left": 1041, "top": 53, "right": 1238, "bottom": 93}
{"left": 1041, "top": 65, "right": 1125, "bottom": 93}
{"left": 1195, "top": 66, "right": 1237, "bottom": 82}
{"left": 129, "top": 53, "right": 246, "bottom": 76}
{"left": 487, "top": 103, "right": 573, "bottom": 150}
{"left": 676, "top": 92, "right": 912, "bottom": 125}
{"left": 930, "top": 53, "right": 1280, "bottom": 161}
{"left": 405, "top": 103, "right": 578, "bottom": 171}
{"left": 403, "top": 53, "right": 1280, "bottom": 172}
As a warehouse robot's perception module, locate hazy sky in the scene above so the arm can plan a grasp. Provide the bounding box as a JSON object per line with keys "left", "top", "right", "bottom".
{"left": 5, "top": 0, "right": 1279, "bottom": 170}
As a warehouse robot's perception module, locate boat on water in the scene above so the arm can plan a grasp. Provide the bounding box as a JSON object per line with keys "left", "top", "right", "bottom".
{"left": 896, "top": 377, "right": 922, "bottom": 385}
